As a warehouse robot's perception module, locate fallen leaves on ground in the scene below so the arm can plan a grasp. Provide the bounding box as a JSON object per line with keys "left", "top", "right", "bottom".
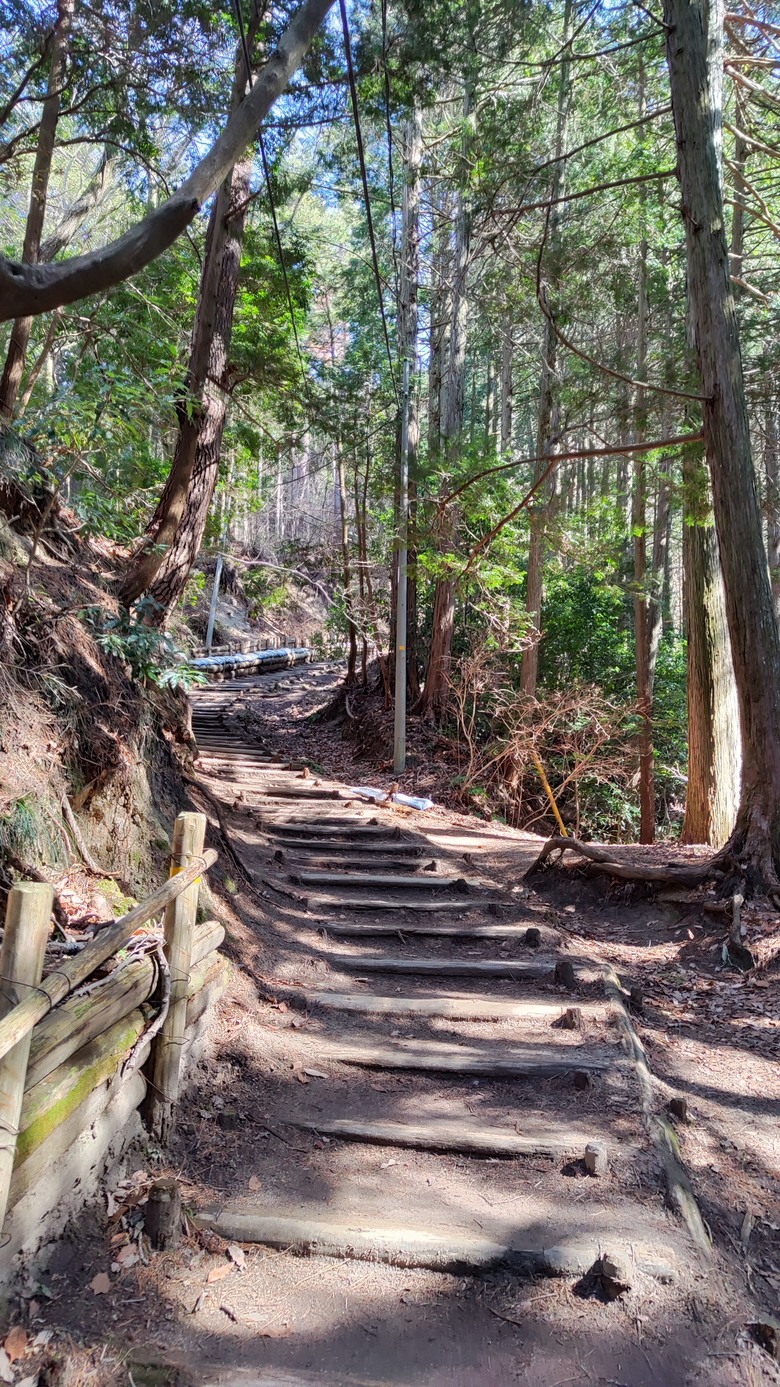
{"left": 89, "top": 1273, "right": 111, "bottom": 1295}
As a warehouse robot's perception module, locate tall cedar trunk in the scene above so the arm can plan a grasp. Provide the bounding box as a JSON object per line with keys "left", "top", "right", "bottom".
{"left": 0, "top": 0, "right": 74, "bottom": 422}
{"left": 765, "top": 397, "right": 780, "bottom": 619}
{"left": 119, "top": 34, "right": 256, "bottom": 612}
{"left": 396, "top": 106, "right": 422, "bottom": 697}
{"left": 665, "top": 0, "right": 780, "bottom": 881}
{"left": 418, "top": 83, "right": 471, "bottom": 720}
{"left": 633, "top": 70, "right": 654, "bottom": 843}
{"left": 681, "top": 447, "right": 741, "bottom": 845}
{"left": 520, "top": 0, "right": 572, "bottom": 697}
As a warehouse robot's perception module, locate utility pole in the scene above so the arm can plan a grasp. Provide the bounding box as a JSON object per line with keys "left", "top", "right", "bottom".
{"left": 393, "top": 360, "right": 410, "bottom": 773}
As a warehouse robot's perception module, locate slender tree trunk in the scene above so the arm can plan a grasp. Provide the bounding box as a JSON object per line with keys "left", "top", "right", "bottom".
{"left": 520, "top": 0, "right": 572, "bottom": 696}
{"left": 665, "top": 0, "right": 780, "bottom": 881}
{"left": 499, "top": 315, "right": 513, "bottom": 454}
{"left": 396, "top": 105, "right": 422, "bottom": 697}
{"left": 765, "top": 397, "right": 780, "bottom": 620}
{"left": 0, "top": 0, "right": 74, "bottom": 422}
{"left": 335, "top": 436, "right": 357, "bottom": 683}
{"left": 119, "top": 33, "right": 257, "bottom": 613}
{"left": 418, "top": 82, "right": 471, "bottom": 720}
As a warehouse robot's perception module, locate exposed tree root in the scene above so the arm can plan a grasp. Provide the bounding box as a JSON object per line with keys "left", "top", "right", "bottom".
{"left": 527, "top": 835, "right": 719, "bottom": 888}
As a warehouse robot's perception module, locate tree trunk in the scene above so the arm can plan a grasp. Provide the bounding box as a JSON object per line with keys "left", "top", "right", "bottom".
{"left": 681, "top": 447, "right": 741, "bottom": 846}
{"left": 0, "top": 0, "right": 74, "bottom": 422}
{"left": 418, "top": 82, "right": 471, "bottom": 720}
{"left": 499, "top": 315, "right": 513, "bottom": 455}
{"left": 119, "top": 34, "right": 256, "bottom": 613}
{"left": 520, "top": 0, "right": 572, "bottom": 697}
{"left": 665, "top": 0, "right": 780, "bottom": 882}
{"left": 764, "top": 396, "right": 780, "bottom": 620}
{"left": 396, "top": 106, "right": 422, "bottom": 698}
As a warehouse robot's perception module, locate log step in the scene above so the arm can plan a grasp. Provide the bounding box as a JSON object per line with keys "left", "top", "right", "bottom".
{"left": 328, "top": 1037, "right": 615, "bottom": 1078}
{"left": 290, "top": 871, "right": 472, "bottom": 890}
{"left": 272, "top": 987, "right": 606, "bottom": 1022}
{"left": 319, "top": 921, "right": 550, "bottom": 939}
{"left": 295, "top": 1116, "right": 607, "bottom": 1159}
{"left": 266, "top": 787, "right": 346, "bottom": 801}
{"left": 277, "top": 839, "right": 423, "bottom": 855}
{"left": 308, "top": 896, "right": 511, "bottom": 913}
{"left": 321, "top": 954, "right": 560, "bottom": 979}
{"left": 193, "top": 1210, "right": 676, "bottom": 1280}
{"left": 268, "top": 824, "right": 402, "bottom": 840}
{"left": 289, "top": 858, "right": 423, "bottom": 874}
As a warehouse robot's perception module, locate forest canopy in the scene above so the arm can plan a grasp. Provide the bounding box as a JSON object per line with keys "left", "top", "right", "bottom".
{"left": 3, "top": 0, "right": 780, "bottom": 882}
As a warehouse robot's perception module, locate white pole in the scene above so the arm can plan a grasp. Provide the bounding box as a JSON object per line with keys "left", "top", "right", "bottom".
{"left": 393, "top": 359, "right": 410, "bottom": 774}
{"left": 205, "top": 555, "right": 223, "bottom": 654}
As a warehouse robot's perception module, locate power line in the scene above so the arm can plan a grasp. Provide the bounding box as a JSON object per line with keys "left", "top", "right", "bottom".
{"left": 338, "top": 0, "right": 398, "bottom": 401}
{"left": 231, "top": 0, "right": 307, "bottom": 382}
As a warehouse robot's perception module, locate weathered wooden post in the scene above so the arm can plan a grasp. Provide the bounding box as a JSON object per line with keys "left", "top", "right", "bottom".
{"left": 147, "top": 813, "right": 206, "bottom": 1144}
{"left": 0, "top": 883, "right": 52, "bottom": 1228}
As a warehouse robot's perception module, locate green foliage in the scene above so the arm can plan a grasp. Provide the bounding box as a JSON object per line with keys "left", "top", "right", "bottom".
{"left": 80, "top": 602, "right": 206, "bottom": 690}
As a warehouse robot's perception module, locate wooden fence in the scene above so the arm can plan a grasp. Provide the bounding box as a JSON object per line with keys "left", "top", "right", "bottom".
{"left": 0, "top": 812, "right": 224, "bottom": 1267}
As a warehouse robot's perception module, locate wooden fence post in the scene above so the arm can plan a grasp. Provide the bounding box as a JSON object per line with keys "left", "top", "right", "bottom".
{"left": 0, "top": 882, "right": 52, "bottom": 1229}
{"left": 147, "top": 813, "right": 206, "bottom": 1145}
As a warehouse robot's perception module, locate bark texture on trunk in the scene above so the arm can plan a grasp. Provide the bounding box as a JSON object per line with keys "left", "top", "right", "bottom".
{"left": 681, "top": 449, "right": 741, "bottom": 846}
{"left": 418, "top": 84, "right": 471, "bottom": 720}
{"left": 520, "top": 0, "right": 572, "bottom": 697}
{"left": 0, "top": 0, "right": 74, "bottom": 422}
{"left": 665, "top": 0, "right": 780, "bottom": 880}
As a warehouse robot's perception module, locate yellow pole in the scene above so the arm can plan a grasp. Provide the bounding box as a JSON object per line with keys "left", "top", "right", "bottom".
{"left": 531, "top": 750, "right": 568, "bottom": 837}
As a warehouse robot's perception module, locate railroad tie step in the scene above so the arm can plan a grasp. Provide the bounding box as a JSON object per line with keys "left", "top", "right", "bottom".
{"left": 294, "top": 1116, "right": 611, "bottom": 1162}
{"left": 270, "top": 987, "right": 608, "bottom": 1022}
{"left": 320, "top": 921, "right": 555, "bottom": 940}
{"left": 192, "top": 1210, "right": 677, "bottom": 1282}
{"left": 289, "top": 871, "right": 473, "bottom": 890}
{"left": 318, "top": 953, "right": 573, "bottom": 981}
{"left": 325, "top": 1036, "right": 617, "bottom": 1079}
{"left": 307, "top": 896, "right": 514, "bottom": 913}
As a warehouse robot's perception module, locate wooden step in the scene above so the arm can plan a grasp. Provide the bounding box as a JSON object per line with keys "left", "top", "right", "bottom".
{"left": 276, "top": 839, "right": 422, "bottom": 855}
{"left": 267, "top": 823, "right": 401, "bottom": 840}
{"left": 319, "top": 921, "right": 549, "bottom": 939}
{"left": 272, "top": 987, "right": 606, "bottom": 1022}
{"left": 328, "top": 1036, "right": 615, "bottom": 1079}
{"left": 308, "top": 896, "right": 512, "bottom": 913}
{"left": 321, "top": 954, "right": 559, "bottom": 979}
{"left": 290, "top": 871, "right": 472, "bottom": 890}
{"left": 194, "top": 1210, "right": 677, "bottom": 1280}
{"left": 289, "top": 858, "right": 423, "bottom": 874}
{"left": 295, "top": 1115, "right": 607, "bottom": 1159}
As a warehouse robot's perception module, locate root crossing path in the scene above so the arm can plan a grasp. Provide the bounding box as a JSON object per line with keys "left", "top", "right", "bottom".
{"left": 94, "top": 670, "right": 754, "bottom": 1387}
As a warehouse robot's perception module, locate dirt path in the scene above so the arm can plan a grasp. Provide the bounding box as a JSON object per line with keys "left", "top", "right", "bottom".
{"left": 31, "top": 666, "right": 779, "bottom": 1387}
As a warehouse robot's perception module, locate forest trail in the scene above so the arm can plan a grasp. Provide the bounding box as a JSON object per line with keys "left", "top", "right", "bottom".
{"left": 55, "top": 664, "right": 760, "bottom": 1387}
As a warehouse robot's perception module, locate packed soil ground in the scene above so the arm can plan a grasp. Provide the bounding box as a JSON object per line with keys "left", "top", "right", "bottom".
{"left": 11, "top": 663, "right": 780, "bottom": 1387}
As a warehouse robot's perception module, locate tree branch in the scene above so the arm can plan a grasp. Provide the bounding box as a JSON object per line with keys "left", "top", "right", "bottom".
{"left": 0, "top": 0, "right": 335, "bottom": 322}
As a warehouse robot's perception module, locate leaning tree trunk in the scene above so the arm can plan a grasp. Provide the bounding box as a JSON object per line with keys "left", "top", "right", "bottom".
{"left": 520, "top": 0, "right": 572, "bottom": 697}
{"left": 119, "top": 33, "right": 256, "bottom": 614}
{"left": 144, "top": 151, "right": 252, "bottom": 618}
{"left": 764, "top": 395, "right": 780, "bottom": 620}
{"left": 665, "top": 0, "right": 780, "bottom": 883}
{"left": 0, "top": 0, "right": 74, "bottom": 422}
